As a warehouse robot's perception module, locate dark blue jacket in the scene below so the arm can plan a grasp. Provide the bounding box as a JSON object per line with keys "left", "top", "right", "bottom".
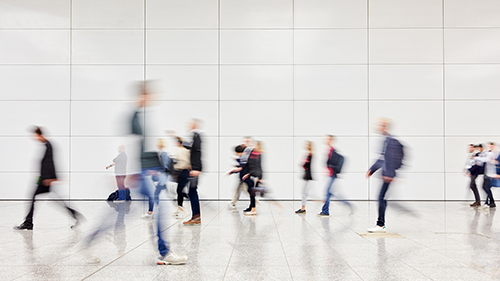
{"left": 369, "top": 135, "right": 403, "bottom": 178}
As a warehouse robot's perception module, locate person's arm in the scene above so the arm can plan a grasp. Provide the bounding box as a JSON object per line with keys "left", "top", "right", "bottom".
{"left": 106, "top": 163, "right": 115, "bottom": 169}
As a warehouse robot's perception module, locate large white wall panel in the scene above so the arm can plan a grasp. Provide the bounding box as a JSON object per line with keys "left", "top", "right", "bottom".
{"left": 220, "top": 66, "right": 293, "bottom": 100}
{"left": 0, "top": 31, "right": 69, "bottom": 64}
{"left": 445, "top": 0, "right": 500, "bottom": 27}
{"left": 145, "top": 101, "right": 219, "bottom": 137}
{"left": 369, "top": 65, "right": 443, "bottom": 100}
{"left": 369, "top": 0, "right": 442, "bottom": 28}
{"left": 294, "top": 101, "right": 368, "bottom": 136}
{"left": 147, "top": 66, "right": 218, "bottom": 101}
{"left": 147, "top": 31, "right": 218, "bottom": 64}
{"left": 294, "top": 65, "right": 367, "bottom": 100}
{"left": 71, "top": 101, "right": 135, "bottom": 136}
{"left": 445, "top": 29, "right": 500, "bottom": 63}
{"left": 295, "top": 30, "right": 367, "bottom": 64}
{"left": 445, "top": 101, "right": 500, "bottom": 136}
{"left": 220, "top": 101, "right": 293, "bottom": 136}
{"left": 0, "top": 101, "right": 70, "bottom": 136}
{"left": 146, "top": 0, "right": 218, "bottom": 28}
{"left": 445, "top": 65, "right": 500, "bottom": 100}
{"left": 370, "top": 30, "right": 443, "bottom": 63}
{"left": 72, "top": 0, "right": 144, "bottom": 28}
{"left": 221, "top": 31, "right": 293, "bottom": 64}
{"left": 294, "top": 0, "right": 366, "bottom": 28}
{"left": 72, "top": 66, "right": 143, "bottom": 100}
{"left": 72, "top": 31, "right": 143, "bottom": 64}
{"left": 0, "top": 66, "right": 70, "bottom": 100}
{"left": 0, "top": 0, "right": 69, "bottom": 29}
{"left": 220, "top": 0, "right": 292, "bottom": 28}
{"left": 396, "top": 137, "right": 445, "bottom": 173}
{"left": 368, "top": 101, "right": 444, "bottom": 136}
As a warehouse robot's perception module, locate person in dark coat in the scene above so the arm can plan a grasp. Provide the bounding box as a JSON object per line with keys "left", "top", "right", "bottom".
{"left": 14, "top": 126, "right": 83, "bottom": 230}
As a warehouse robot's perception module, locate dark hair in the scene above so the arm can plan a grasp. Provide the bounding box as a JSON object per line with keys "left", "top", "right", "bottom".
{"left": 478, "top": 144, "right": 483, "bottom": 148}
{"left": 33, "top": 126, "right": 43, "bottom": 136}
{"left": 235, "top": 145, "right": 245, "bottom": 153}
{"left": 490, "top": 142, "right": 495, "bottom": 145}
{"left": 469, "top": 144, "right": 474, "bottom": 146}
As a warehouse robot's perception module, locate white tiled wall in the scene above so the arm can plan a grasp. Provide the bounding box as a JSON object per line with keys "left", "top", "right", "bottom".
{"left": 0, "top": 0, "right": 498, "bottom": 201}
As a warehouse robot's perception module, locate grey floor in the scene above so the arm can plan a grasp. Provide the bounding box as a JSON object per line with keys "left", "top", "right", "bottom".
{"left": 1, "top": 199, "right": 499, "bottom": 281}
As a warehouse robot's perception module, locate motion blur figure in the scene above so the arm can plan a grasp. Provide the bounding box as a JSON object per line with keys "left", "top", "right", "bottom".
{"left": 106, "top": 145, "right": 128, "bottom": 202}
{"left": 296, "top": 141, "right": 313, "bottom": 214}
{"left": 172, "top": 136, "right": 190, "bottom": 218}
{"left": 131, "top": 81, "right": 187, "bottom": 264}
{"left": 227, "top": 137, "right": 256, "bottom": 209}
{"left": 318, "top": 135, "right": 350, "bottom": 217}
{"left": 475, "top": 142, "right": 500, "bottom": 208}
{"left": 366, "top": 118, "right": 405, "bottom": 233}
{"left": 14, "top": 127, "right": 83, "bottom": 230}
{"left": 242, "top": 141, "right": 264, "bottom": 216}
{"left": 464, "top": 144, "right": 481, "bottom": 207}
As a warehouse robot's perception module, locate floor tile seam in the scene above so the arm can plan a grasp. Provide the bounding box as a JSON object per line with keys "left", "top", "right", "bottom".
{"left": 222, "top": 202, "right": 249, "bottom": 281}
{"left": 268, "top": 201, "right": 298, "bottom": 281}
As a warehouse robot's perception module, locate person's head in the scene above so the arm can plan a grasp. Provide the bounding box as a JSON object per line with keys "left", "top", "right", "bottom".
{"left": 157, "top": 139, "right": 165, "bottom": 150}
{"left": 235, "top": 145, "right": 245, "bottom": 156}
{"left": 468, "top": 144, "right": 475, "bottom": 153}
{"left": 377, "top": 117, "right": 390, "bottom": 135}
{"left": 188, "top": 118, "right": 201, "bottom": 131}
{"left": 118, "top": 145, "right": 125, "bottom": 153}
{"left": 33, "top": 126, "right": 45, "bottom": 143}
{"left": 489, "top": 142, "right": 496, "bottom": 151}
{"left": 255, "top": 141, "right": 262, "bottom": 152}
{"left": 176, "top": 137, "right": 183, "bottom": 147}
{"left": 324, "top": 135, "right": 334, "bottom": 146}
{"left": 478, "top": 144, "right": 484, "bottom": 152}
{"left": 243, "top": 136, "right": 253, "bottom": 147}
{"left": 136, "top": 81, "right": 152, "bottom": 108}
{"left": 305, "top": 141, "right": 313, "bottom": 154}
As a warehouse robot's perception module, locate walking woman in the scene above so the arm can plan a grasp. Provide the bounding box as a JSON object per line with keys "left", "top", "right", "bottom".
{"left": 296, "top": 141, "right": 313, "bottom": 214}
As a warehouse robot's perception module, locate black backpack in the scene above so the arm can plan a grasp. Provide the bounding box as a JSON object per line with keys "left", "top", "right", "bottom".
{"left": 106, "top": 188, "right": 132, "bottom": 201}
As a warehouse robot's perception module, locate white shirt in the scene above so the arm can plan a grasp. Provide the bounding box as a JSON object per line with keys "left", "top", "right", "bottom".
{"left": 476, "top": 150, "right": 499, "bottom": 178}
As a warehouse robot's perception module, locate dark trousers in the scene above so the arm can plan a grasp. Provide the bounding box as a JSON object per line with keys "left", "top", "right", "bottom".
{"left": 176, "top": 170, "right": 190, "bottom": 207}
{"left": 188, "top": 177, "right": 200, "bottom": 217}
{"left": 115, "top": 175, "right": 126, "bottom": 200}
{"left": 469, "top": 175, "right": 481, "bottom": 203}
{"left": 377, "top": 181, "right": 391, "bottom": 227}
{"left": 245, "top": 178, "right": 256, "bottom": 208}
{"left": 25, "top": 183, "right": 77, "bottom": 225}
{"left": 483, "top": 175, "right": 495, "bottom": 205}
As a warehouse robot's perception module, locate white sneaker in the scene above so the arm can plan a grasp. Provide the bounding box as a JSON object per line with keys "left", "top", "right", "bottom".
{"left": 86, "top": 257, "right": 101, "bottom": 264}
{"left": 244, "top": 211, "right": 257, "bottom": 216}
{"left": 141, "top": 213, "right": 153, "bottom": 219}
{"left": 367, "top": 225, "right": 386, "bottom": 233}
{"left": 483, "top": 204, "right": 490, "bottom": 209}
{"left": 228, "top": 204, "right": 236, "bottom": 209}
{"left": 157, "top": 252, "right": 188, "bottom": 265}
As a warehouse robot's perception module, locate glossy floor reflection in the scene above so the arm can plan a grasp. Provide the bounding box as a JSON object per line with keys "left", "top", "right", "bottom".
{"left": 1, "top": 200, "right": 500, "bottom": 280}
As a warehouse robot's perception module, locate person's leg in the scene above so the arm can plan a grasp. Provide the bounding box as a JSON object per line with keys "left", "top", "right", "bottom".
{"left": 155, "top": 170, "right": 170, "bottom": 256}
{"left": 188, "top": 177, "right": 200, "bottom": 219}
{"left": 176, "top": 170, "right": 189, "bottom": 207}
{"left": 231, "top": 181, "right": 243, "bottom": 205}
{"left": 245, "top": 178, "right": 255, "bottom": 209}
{"left": 301, "top": 180, "right": 309, "bottom": 209}
{"left": 321, "top": 176, "right": 335, "bottom": 215}
{"left": 116, "top": 176, "right": 127, "bottom": 201}
{"left": 483, "top": 176, "right": 494, "bottom": 205}
{"left": 470, "top": 175, "right": 481, "bottom": 204}
{"left": 24, "top": 183, "right": 50, "bottom": 226}
{"left": 376, "top": 182, "right": 391, "bottom": 227}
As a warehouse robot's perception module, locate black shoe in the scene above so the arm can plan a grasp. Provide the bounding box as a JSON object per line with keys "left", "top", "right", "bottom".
{"left": 295, "top": 209, "right": 306, "bottom": 214}
{"left": 489, "top": 203, "right": 496, "bottom": 208}
{"left": 243, "top": 208, "right": 252, "bottom": 213}
{"left": 14, "top": 223, "right": 33, "bottom": 230}
{"left": 317, "top": 212, "right": 329, "bottom": 217}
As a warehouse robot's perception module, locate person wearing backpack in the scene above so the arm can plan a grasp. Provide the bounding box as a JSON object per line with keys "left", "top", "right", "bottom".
{"left": 318, "top": 135, "right": 350, "bottom": 217}
{"left": 366, "top": 118, "right": 404, "bottom": 233}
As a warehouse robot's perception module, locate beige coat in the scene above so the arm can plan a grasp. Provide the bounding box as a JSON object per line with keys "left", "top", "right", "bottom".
{"left": 174, "top": 146, "right": 191, "bottom": 171}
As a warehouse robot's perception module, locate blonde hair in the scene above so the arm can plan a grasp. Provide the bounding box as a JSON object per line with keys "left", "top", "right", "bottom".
{"left": 306, "top": 141, "right": 313, "bottom": 155}
{"left": 157, "top": 138, "right": 165, "bottom": 149}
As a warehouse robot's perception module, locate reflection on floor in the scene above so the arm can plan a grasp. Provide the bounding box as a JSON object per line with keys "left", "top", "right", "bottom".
{"left": 1, "top": 200, "right": 499, "bottom": 280}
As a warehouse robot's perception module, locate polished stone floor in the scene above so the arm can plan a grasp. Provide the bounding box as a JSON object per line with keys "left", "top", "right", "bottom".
{"left": 1, "top": 199, "right": 500, "bottom": 280}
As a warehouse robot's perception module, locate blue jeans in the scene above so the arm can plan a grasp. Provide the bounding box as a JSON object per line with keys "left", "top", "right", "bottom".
{"left": 140, "top": 167, "right": 170, "bottom": 256}
{"left": 148, "top": 171, "right": 168, "bottom": 212}
{"left": 483, "top": 175, "right": 495, "bottom": 205}
{"left": 377, "top": 181, "right": 391, "bottom": 227}
{"left": 321, "top": 175, "right": 352, "bottom": 215}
